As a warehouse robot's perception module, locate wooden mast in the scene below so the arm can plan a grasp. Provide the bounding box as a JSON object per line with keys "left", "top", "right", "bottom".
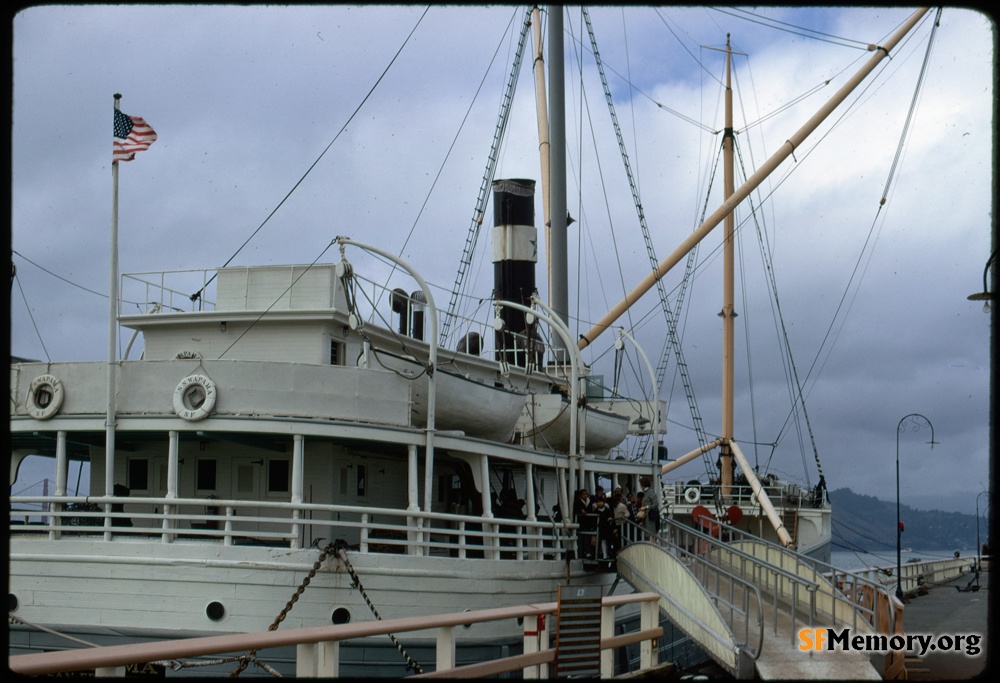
{"left": 720, "top": 35, "right": 735, "bottom": 501}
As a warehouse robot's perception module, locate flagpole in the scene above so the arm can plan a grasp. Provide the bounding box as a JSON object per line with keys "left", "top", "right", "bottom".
{"left": 107, "top": 94, "right": 121, "bottom": 527}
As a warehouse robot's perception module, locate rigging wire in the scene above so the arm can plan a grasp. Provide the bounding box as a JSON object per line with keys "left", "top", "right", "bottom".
{"left": 393, "top": 5, "right": 527, "bottom": 340}
{"left": 12, "top": 249, "right": 109, "bottom": 300}
{"left": 12, "top": 272, "right": 52, "bottom": 363}
{"left": 708, "top": 6, "right": 876, "bottom": 50}
{"left": 756, "top": 11, "right": 940, "bottom": 443}
{"left": 190, "top": 6, "right": 431, "bottom": 304}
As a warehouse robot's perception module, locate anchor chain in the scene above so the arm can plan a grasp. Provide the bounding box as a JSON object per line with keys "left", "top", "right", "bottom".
{"left": 230, "top": 541, "right": 342, "bottom": 678}
{"left": 334, "top": 540, "right": 423, "bottom": 674}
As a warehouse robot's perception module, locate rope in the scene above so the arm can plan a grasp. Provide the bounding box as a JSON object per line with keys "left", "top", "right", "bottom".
{"left": 334, "top": 541, "right": 423, "bottom": 674}
{"left": 324, "top": 541, "right": 423, "bottom": 673}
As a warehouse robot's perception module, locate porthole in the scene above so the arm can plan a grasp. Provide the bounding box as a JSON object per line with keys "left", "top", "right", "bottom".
{"left": 332, "top": 607, "right": 351, "bottom": 624}
{"left": 206, "top": 601, "right": 226, "bottom": 622}
{"left": 9, "top": 594, "right": 18, "bottom": 612}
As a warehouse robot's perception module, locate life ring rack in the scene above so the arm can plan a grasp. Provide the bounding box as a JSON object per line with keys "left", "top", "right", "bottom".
{"left": 684, "top": 486, "right": 701, "bottom": 504}
{"left": 173, "top": 374, "right": 217, "bottom": 422}
{"left": 26, "top": 373, "right": 65, "bottom": 420}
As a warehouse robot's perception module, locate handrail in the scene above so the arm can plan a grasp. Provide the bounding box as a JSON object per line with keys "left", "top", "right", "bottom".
{"left": 640, "top": 515, "right": 824, "bottom": 646}
{"left": 9, "top": 493, "right": 572, "bottom": 560}
{"left": 622, "top": 521, "right": 764, "bottom": 661}
{"left": 9, "top": 592, "right": 663, "bottom": 678}
{"left": 700, "top": 514, "right": 894, "bottom": 636}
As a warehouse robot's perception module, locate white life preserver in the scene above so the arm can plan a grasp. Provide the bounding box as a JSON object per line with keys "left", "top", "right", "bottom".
{"left": 26, "top": 373, "right": 64, "bottom": 420}
{"left": 684, "top": 487, "right": 701, "bottom": 504}
{"left": 173, "top": 374, "right": 217, "bottom": 422}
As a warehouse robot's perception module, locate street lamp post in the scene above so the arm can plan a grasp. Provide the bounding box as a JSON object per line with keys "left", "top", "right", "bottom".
{"left": 896, "top": 413, "right": 936, "bottom": 600}
{"left": 976, "top": 490, "right": 990, "bottom": 575}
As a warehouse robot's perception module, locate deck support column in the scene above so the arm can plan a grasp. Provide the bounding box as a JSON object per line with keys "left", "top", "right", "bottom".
{"left": 407, "top": 444, "right": 422, "bottom": 555}
{"left": 50, "top": 431, "right": 67, "bottom": 539}
{"left": 480, "top": 454, "right": 496, "bottom": 559}
{"left": 291, "top": 434, "right": 304, "bottom": 549}
{"left": 163, "top": 430, "right": 179, "bottom": 542}
{"left": 525, "top": 463, "right": 537, "bottom": 556}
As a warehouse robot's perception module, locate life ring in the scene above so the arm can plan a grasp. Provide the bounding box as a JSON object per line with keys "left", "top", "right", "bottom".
{"left": 684, "top": 487, "right": 701, "bottom": 504}
{"left": 173, "top": 374, "right": 217, "bottom": 421}
{"left": 26, "top": 373, "right": 64, "bottom": 420}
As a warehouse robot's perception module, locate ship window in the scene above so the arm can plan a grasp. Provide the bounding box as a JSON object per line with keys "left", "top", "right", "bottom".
{"left": 356, "top": 464, "right": 367, "bottom": 498}
{"left": 127, "top": 458, "right": 149, "bottom": 492}
{"left": 268, "top": 459, "right": 290, "bottom": 494}
{"left": 197, "top": 459, "right": 217, "bottom": 491}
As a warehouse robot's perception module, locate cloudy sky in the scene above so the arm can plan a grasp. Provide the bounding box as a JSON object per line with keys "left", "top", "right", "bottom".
{"left": 10, "top": 7, "right": 993, "bottom": 527}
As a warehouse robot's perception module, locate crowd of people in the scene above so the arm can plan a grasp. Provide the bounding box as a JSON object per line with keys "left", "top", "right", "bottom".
{"left": 571, "top": 476, "right": 660, "bottom": 561}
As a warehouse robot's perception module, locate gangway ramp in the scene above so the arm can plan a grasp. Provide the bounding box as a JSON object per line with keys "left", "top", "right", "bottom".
{"left": 616, "top": 542, "right": 757, "bottom": 678}
{"left": 616, "top": 520, "right": 889, "bottom": 680}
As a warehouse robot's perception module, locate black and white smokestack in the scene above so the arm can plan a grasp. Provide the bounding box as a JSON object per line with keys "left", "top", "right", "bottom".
{"left": 492, "top": 179, "right": 537, "bottom": 367}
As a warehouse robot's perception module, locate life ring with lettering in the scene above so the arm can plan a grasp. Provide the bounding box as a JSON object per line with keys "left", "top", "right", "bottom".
{"left": 26, "top": 373, "right": 64, "bottom": 420}
{"left": 173, "top": 374, "right": 217, "bottom": 422}
{"left": 684, "top": 487, "right": 701, "bottom": 504}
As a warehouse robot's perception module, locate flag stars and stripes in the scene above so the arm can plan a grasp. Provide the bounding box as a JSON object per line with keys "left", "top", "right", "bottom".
{"left": 113, "top": 108, "right": 156, "bottom": 163}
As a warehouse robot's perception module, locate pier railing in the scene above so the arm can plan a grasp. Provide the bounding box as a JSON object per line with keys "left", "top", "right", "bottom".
{"left": 9, "top": 592, "right": 663, "bottom": 678}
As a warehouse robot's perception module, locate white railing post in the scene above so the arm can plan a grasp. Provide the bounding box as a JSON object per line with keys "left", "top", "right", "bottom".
{"left": 523, "top": 614, "right": 542, "bottom": 679}
{"left": 95, "top": 666, "right": 124, "bottom": 677}
{"left": 640, "top": 596, "right": 658, "bottom": 670}
{"left": 317, "top": 641, "right": 339, "bottom": 677}
{"left": 436, "top": 625, "right": 456, "bottom": 672}
{"left": 296, "top": 643, "right": 316, "bottom": 677}
{"left": 296, "top": 641, "right": 339, "bottom": 677}
{"left": 539, "top": 611, "right": 551, "bottom": 678}
{"left": 600, "top": 603, "right": 615, "bottom": 677}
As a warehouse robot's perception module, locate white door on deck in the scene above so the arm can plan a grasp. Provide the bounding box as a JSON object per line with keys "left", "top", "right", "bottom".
{"left": 230, "top": 456, "right": 292, "bottom": 538}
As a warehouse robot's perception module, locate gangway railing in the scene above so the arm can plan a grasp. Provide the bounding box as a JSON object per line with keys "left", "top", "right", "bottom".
{"left": 686, "top": 515, "right": 897, "bottom": 640}
{"left": 622, "top": 515, "right": 881, "bottom": 646}
{"left": 618, "top": 519, "right": 764, "bottom": 668}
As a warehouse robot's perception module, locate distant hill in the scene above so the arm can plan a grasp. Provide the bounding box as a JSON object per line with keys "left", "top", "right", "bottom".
{"left": 830, "top": 488, "right": 987, "bottom": 554}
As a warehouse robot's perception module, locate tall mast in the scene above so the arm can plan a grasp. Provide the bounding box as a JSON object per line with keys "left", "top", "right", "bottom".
{"left": 548, "top": 5, "right": 568, "bottom": 354}
{"left": 720, "top": 36, "right": 735, "bottom": 500}
{"left": 531, "top": 7, "right": 552, "bottom": 306}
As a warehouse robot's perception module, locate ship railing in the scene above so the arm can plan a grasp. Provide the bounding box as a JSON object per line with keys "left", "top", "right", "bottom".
{"left": 9, "top": 591, "right": 663, "bottom": 678}
{"left": 349, "top": 268, "right": 558, "bottom": 370}
{"left": 121, "top": 269, "right": 218, "bottom": 314}
{"left": 8, "top": 493, "right": 571, "bottom": 561}
{"left": 661, "top": 480, "right": 825, "bottom": 511}
{"left": 675, "top": 514, "right": 896, "bottom": 640}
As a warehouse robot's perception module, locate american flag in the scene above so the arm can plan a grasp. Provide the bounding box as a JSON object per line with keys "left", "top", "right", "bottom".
{"left": 113, "top": 109, "right": 157, "bottom": 163}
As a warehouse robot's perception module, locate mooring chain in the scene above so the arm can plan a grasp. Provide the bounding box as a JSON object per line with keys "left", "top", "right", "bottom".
{"left": 230, "top": 541, "right": 342, "bottom": 678}
{"left": 334, "top": 541, "right": 423, "bottom": 674}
